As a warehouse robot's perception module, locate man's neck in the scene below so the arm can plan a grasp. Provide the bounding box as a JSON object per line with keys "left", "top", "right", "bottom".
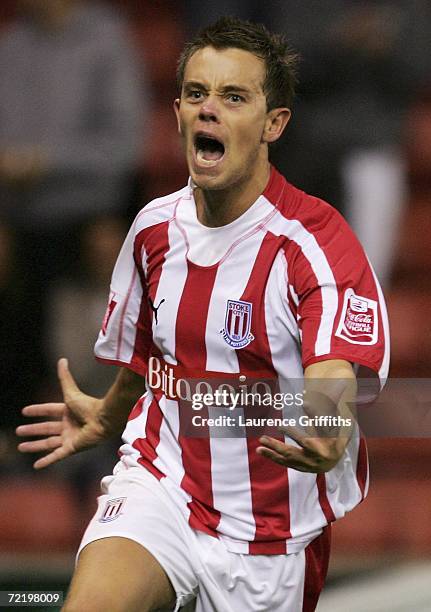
{"left": 194, "top": 162, "right": 271, "bottom": 227}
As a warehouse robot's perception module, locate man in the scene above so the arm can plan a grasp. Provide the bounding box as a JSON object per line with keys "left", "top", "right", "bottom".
{"left": 17, "top": 17, "right": 389, "bottom": 612}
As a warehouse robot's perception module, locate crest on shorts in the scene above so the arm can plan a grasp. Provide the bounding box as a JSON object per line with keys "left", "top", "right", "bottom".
{"left": 99, "top": 497, "right": 126, "bottom": 523}
{"left": 220, "top": 300, "right": 254, "bottom": 349}
{"left": 335, "top": 289, "right": 378, "bottom": 345}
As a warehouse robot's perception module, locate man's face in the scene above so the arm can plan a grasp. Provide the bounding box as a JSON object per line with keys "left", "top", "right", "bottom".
{"left": 174, "top": 46, "right": 271, "bottom": 191}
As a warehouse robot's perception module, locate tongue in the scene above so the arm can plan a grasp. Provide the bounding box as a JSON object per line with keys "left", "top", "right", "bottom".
{"left": 200, "top": 148, "right": 223, "bottom": 161}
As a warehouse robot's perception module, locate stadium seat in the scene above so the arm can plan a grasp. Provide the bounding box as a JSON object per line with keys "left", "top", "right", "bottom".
{"left": 385, "top": 289, "right": 431, "bottom": 376}
{"left": 0, "top": 477, "right": 82, "bottom": 552}
{"left": 332, "top": 477, "right": 431, "bottom": 556}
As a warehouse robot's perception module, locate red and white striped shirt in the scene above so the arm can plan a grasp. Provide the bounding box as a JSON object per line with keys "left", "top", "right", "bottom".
{"left": 95, "top": 166, "right": 389, "bottom": 555}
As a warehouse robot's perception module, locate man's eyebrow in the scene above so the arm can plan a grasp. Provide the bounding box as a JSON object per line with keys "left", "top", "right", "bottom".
{"left": 182, "top": 81, "right": 255, "bottom": 94}
{"left": 218, "top": 84, "right": 253, "bottom": 94}
{"left": 183, "top": 80, "right": 208, "bottom": 90}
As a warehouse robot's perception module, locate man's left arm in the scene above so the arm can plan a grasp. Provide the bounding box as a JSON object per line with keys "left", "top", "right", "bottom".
{"left": 256, "top": 359, "right": 357, "bottom": 473}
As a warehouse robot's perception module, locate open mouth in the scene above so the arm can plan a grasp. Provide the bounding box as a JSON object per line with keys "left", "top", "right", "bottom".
{"left": 194, "top": 134, "right": 225, "bottom": 166}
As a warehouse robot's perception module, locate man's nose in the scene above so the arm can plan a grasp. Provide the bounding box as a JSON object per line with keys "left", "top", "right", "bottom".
{"left": 198, "top": 96, "right": 220, "bottom": 123}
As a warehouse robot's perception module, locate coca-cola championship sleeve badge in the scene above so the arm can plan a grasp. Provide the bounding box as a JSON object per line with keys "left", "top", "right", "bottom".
{"left": 335, "top": 288, "right": 378, "bottom": 345}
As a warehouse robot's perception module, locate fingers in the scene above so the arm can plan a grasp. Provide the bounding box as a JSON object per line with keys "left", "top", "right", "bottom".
{"left": 33, "top": 447, "right": 70, "bottom": 470}
{"left": 17, "top": 436, "right": 62, "bottom": 454}
{"left": 16, "top": 425, "right": 72, "bottom": 469}
{"left": 257, "top": 436, "right": 304, "bottom": 463}
{"left": 277, "top": 423, "right": 316, "bottom": 448}
{"left": 256, "top": 446, "right": 310, "bottom": 471}
{"left": 257, "top": 435, "right": 344, "bottom": 472}
{"left": 16, "top": 421, "right": 63, "bottom": 438}
{"left": 258, "top": 435, "right": 291, "bottom": 453}
{"left": 256, "top": 435, "right": 323, "bottom": 471}
{"left": 22, "top": 403, "right": 65, "bottom": 418}
{"left": 57, "top": 358, "right": 80, "bottom": 399}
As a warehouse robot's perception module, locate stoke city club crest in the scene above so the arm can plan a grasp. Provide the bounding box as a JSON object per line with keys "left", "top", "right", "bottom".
{"left": 220, "top": 299, "right": 255, "bottom": 349}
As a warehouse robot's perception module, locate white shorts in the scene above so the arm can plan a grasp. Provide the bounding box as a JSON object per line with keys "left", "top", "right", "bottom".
{"left": 78, "top": 463, "right": 330, "bottom": 612}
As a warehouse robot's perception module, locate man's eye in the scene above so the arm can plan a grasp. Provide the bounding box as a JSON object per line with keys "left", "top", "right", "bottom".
{"left": 227, "top": 94, "right": 244, "bottom": 103}
{"left": 188, "top": 90, "right": 203, "bottom": 100}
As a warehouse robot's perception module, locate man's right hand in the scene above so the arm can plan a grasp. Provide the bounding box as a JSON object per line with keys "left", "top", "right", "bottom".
{"left": 16, "top": 358, "right": 110, "bottom": 469}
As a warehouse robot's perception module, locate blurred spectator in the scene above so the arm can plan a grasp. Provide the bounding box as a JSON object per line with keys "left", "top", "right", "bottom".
{"left": 268, "top": 0, "right": 431, "bottom": 285}
{"left": 119, "top": 0, "right": 188, "bottom": 201}
{"left": 386, "top": 84, "right": 431, "bottom": 376}
{"left": 46, "top": 215, "right": 126, "bottom": 394}
{"left": 405, "top": 86, "right": 431, "bottom": 194}
{"left": 0, "top": 0, "right": 147, "bottom": 285}
{"left": 44, "top": 216, "right": 128, "bottom": 502}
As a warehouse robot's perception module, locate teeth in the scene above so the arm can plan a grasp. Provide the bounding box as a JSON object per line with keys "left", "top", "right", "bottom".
{"left": 197, "top": 150, "right": 219, "bottom": 167}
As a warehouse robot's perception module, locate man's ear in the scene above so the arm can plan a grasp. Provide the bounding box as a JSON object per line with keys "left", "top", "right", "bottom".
{"left": 262, "top": 108, "right": 291, "bottom": 144}
{"left": 173, "top": 99, "right": 182, "bottom": 134}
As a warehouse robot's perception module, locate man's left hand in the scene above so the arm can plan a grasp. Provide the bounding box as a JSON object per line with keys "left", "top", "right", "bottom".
{"left": 256, "top": 434, "right": 347, "bottom": 473}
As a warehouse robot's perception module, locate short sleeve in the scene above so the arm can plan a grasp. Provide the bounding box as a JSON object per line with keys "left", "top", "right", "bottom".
{"left": 289, "top": 203, "right": 389, "bottom": 387}
{"left": 94, "top": 217, "right": 151, "bottom": 377}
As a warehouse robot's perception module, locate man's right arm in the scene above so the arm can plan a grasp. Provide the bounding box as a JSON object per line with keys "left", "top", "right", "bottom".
{"left": 16, "top": 358, "right": 145, "bottom": 470}
{"left": 99, "top": 363, "right": 146, "bottom": 435}
{"left": 18, "top": 201, "right": 151, "bottom": 469}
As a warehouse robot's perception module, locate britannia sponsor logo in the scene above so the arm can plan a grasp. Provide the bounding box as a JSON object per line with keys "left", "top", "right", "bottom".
{"left": 146, "top": 356, "right": 278, "bottom": 409}
{"left": 220, "top": 299, "right": 255, "bottom": 349}
{"left": 336, "top": 289, "right": 378, "bottom": 345}
{"left": 147, "top": 356, "right": 197, "bottom": 402}
{"left": 99, "top": 497, "right": 126, "bottom": 523}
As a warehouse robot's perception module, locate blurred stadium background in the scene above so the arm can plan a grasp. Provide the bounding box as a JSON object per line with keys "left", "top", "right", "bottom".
{"left": 0, "top": 1, "right": 430, "bottom": 610}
